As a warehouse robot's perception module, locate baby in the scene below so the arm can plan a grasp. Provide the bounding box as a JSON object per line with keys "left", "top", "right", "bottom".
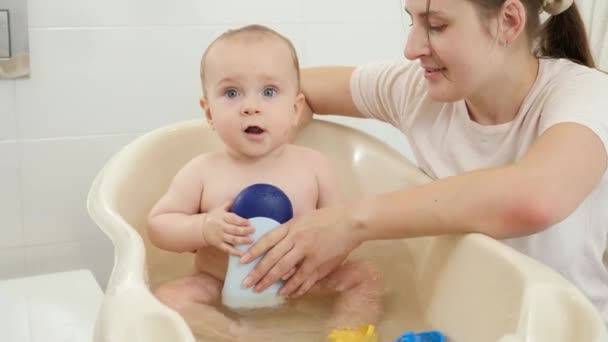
{"left": 147, "top": 24, "right": 383, "bottom": 341}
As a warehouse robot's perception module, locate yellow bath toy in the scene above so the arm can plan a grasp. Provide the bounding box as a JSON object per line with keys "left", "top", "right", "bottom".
{"left": 327, "top": 324, "right": 378, "bottom": 342}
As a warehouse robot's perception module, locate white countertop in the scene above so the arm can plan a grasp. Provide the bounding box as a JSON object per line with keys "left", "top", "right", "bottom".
{"left": 0, "top": 270, "right": 103, "bottom": 342}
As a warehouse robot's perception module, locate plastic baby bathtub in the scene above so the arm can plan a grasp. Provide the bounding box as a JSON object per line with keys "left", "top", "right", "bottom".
{"left": 87, "top": 119, "right": 607, "bottom": 342}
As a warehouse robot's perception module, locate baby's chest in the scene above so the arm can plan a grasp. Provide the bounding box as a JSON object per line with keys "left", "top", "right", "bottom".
{"left": 200, "top": 170, "right": 319, "bottom": 217}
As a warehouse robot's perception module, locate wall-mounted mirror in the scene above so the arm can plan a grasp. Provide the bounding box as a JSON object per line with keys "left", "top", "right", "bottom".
{"left": 0, "top": 0, "right": 29, "bottom": 79}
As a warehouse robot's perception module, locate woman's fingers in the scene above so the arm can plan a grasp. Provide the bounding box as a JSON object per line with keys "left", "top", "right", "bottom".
{"left": 253, "top": 247, "right": 302, "bottom": 292}
{"left": 241, "top": 224, "right": 288, "bottom": 263}
{"left": 241, "top": 226, "right": 291, "bottom": 288}
{"left": 292, "top": 273, "right": 318, "bottom": 298}
{"left": 282, "top": 267, "right": 297, "bottom": 280}
{"left": 279, "top": 258, "right": 318, "bottom": 297}
{"left": 318, "top": 255, "right": 348, "bottom": 281}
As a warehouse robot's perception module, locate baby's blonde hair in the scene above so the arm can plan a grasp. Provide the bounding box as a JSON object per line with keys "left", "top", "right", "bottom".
{"left": 200, "top": 24, "right": 301, "bottom": 94}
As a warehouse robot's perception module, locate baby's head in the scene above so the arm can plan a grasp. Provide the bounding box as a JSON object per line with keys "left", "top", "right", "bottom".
{"left": 199, "top": 25, "right": 304, "bottom": 159}
{"left": 200, "top": 25, "right": 300, "bottom": 94}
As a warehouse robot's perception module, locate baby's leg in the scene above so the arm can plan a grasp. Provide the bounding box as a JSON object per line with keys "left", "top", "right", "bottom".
{"left": 313, "top": 261, "right": 385, "bottom": 331}
{"left": 153, "top": 273, "right": 241, "bottom": 341}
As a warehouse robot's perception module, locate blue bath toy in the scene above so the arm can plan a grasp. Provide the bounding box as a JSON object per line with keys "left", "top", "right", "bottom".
{"left": 222, "top": 183, "right": 293, "bottom": 310}
{"left": 394, "top": 330, "right": 446, "bottom": 342}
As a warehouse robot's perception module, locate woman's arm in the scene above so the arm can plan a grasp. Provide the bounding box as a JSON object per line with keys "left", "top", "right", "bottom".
{"left": 283, "top": 150, "right": 347, "bottom": 296}
{"left": 296, "top": 67, "right": 364, "bottom": 131}
{"left": 243, "top": 122, "right": 607, "bottom": 295}
{"left": 301, "top": 67, "right": 363, "bottom": 117}
{"left": 351, "top": 122, "right": 607, "bottom": 241}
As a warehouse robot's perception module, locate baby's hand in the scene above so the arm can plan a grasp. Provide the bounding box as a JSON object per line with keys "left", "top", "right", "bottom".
{"left": 201, "top": 199, "right": 254, "bottom": 256}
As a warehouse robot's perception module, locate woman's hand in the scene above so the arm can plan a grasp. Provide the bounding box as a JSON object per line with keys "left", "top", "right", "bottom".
{"left": 239, "top": 204, "right": 362, "bottom": 297}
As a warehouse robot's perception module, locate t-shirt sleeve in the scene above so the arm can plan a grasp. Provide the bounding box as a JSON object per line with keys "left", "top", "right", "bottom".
{"left": 540, "top": 68, "right": 608, "bottom": 155}
{"left": 350, "top": 59, "right": 424, "bottom": 129}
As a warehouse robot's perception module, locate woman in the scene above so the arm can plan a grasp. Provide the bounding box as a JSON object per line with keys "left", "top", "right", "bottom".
{"left": 240, "top": 0, "right": 608, "bottom": 322}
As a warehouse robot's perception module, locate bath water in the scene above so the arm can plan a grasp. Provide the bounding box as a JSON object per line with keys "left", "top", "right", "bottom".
{"left": 184, "top": 240, "right": 436, "bottom": 342}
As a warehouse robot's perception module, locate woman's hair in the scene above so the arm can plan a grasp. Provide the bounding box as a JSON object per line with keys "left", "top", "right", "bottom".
{"left": 427, "top": 0, "right": 596, "bottom": 68}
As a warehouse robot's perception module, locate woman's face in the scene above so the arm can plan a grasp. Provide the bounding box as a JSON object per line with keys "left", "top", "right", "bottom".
{"left": 404, "top": 0, "right": 504, "bottom": 102}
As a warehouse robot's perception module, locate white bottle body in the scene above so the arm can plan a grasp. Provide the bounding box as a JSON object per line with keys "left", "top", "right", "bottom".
{"left": 222, "top": 217, "right": 285, "bottom": 309}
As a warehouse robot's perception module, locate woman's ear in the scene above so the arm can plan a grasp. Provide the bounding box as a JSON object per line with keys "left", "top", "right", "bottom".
{"left": 500, "top": 0, "right": 527, "bottom": 47}
{"left": 200, "top": 97, "right": 214, "bottom": 128}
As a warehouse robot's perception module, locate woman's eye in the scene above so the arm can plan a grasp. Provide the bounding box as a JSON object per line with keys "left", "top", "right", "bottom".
{"left": 429, "top": 24, "right": 447, "bottom": 33}
{"left": 263, "top": 87, "right": 277, "bottom": 97}
{"left": 225, "top": 89, "right": 239, "bottom": 98}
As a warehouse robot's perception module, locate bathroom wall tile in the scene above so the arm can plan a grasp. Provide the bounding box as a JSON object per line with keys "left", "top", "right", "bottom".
{"left": 79, "top": 238, "right": 113, "bottom": 289}
{"left": 21, "top": 134, "right": 138, "bottom": 245}
{"left": 191, "top": 0, "right": 304, "bottom": 26}
{"left": 28, "top": 0, "right": 303, "bottom": 27}
{"left": 17, "top": 24, "right": 306, "bottom": 139}
{"left": 0, "top": 248, "right": 26, "bottom": 280}
{"left": 0, "top": 80, "right": 16, "bottom": 140}
{"left": 0, "top": 142, "right": 23, "bottom": 249}
{"left": 28, "top": 0, "right": 207, "bottom": 27}
{"left": 25, "top": 240, "right": 113, "bottom": 289}
{"left": 16, "top": 27, "right": 208, "bottom": 139}
{"left": 25, "top": 242, "right": 83, "bottom": 275}
{"left": 302, "top": 0, "right": 404, "bottom": 24}
{"left": 301, "top": 23, "right": 407, "bottom": 66}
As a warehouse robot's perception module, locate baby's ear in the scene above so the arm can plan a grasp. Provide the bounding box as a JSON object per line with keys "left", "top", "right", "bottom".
{"left": 200, "top": 97, "right": 214, "bottom": 128}
{"left": 293, "top": 93, "right": 306, "bottom": 125}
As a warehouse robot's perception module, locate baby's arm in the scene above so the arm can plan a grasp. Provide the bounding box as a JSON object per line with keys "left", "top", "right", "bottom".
{"left": 147, "top": 156, "right": 209, "bottom": 252}
{"left": 148, "top": 155, "right": 254, "bottom": 255}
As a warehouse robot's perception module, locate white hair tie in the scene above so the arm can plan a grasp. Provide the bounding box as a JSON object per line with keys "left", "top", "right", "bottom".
{"left": 542, "top": 0, "right": 574, "bottom": 15}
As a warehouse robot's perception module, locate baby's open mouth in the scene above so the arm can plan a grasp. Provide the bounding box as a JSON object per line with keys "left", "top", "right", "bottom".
{"left": 244, "top": 126, "right": 265, "bottom": 134}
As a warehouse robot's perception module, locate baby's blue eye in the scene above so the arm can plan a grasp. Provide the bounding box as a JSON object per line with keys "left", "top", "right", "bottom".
{"left": 225, "top": 89, "right": 239, "bottom": 98}
{"left": 263, "top": 87, "right": 277, "bottom": 97}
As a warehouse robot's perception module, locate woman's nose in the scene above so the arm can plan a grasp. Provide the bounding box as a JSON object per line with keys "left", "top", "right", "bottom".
{"left": 403, "top": 26, "right": 430, "bottom": 61}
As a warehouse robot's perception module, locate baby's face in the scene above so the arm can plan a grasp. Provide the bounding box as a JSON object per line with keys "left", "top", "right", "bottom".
{"left": 202, "top": 37, "right": 303, "bottom": 160}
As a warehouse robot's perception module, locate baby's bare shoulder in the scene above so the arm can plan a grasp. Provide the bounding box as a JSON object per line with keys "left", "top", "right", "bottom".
{"left": 174, "top": 152, "right": 229, "bottom": 183}
{"left": 188, "top": 151, "right": 227, "bottom": 169}
{"left": 286, "top": 144, "right": 330, "bottom": 164}
{"left": 284, "top": 145, "right": 336, "bottom": 182}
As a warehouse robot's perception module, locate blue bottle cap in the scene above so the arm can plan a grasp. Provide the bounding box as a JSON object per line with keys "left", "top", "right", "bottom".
{"left": 230, "top": 183, "right": 293, "bottom": 223}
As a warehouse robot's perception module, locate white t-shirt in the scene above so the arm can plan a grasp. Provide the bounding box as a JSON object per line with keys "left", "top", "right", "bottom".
{"left": 351, "top": 58, "right": 608, "bottom": 322}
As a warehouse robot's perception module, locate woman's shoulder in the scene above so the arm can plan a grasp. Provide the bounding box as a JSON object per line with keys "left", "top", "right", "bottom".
{"left": 534, "top": 59, "right": 608, "bottom": 137}
{"left": 351, "top": 58, "right": 429, "bottom": 127}
{"left": 540, "top": 58, "right": 608, "bottom": 84}
{"left": 354, "top": 58, "right": 425, "bottom": 90}
{"left": 535, "top": 58, "right": 608, "bottom": 106}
